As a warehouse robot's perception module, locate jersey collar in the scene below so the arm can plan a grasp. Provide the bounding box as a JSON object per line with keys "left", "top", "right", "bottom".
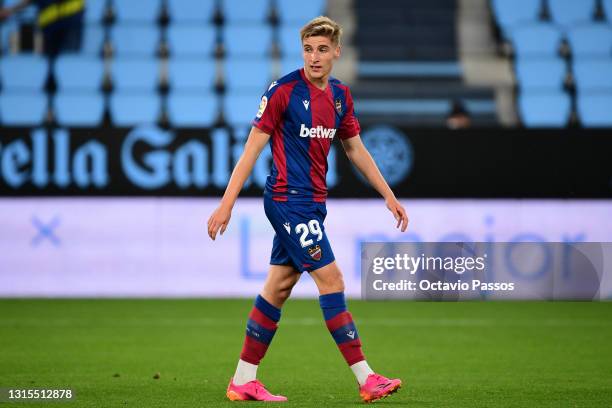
{"left": 299, "top": 68, "right": 331, "bottom": 95}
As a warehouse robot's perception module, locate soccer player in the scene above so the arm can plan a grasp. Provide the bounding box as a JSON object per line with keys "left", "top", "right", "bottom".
{"left": 207, "top": 16, "right": 408, "bottom": 403}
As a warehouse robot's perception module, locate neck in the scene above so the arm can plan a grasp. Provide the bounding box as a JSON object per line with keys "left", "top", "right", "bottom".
{"left": 303, "top": 69, "right": 328, "bottom": 91}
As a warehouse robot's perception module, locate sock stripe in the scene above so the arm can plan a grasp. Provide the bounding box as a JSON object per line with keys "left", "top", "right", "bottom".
{"left": 330, "top": 322, "right": 359, "bottom": 345}
{"left": 246, "top": 319, "right": 276, "bottom": 345}
{"left": 239, "top": 295, "right": 282, "bottom": 366}
{"left": 249, "top": 308, "right": 278, "bottom": 331}
{"left": 319, "top": 292, "right": 346, "bottom": 320}
{"left": 339, "top": 339, "right": 365, "bottom": 365}
{"left": 254, "top": 295, "right": 281, "bottom": 322}
{"left": 325, "top": 310, "right": 354, "bottom": 332}
{"left": 319, "top": 293, "right": 367, "bottom": 367}
{"left": 240, "top": 336, "right": 269, "bottom": 365}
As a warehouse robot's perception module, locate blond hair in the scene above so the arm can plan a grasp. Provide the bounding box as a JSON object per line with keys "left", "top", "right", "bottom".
{"left": 300, "top": 16, "right": 343, "bottom": 45}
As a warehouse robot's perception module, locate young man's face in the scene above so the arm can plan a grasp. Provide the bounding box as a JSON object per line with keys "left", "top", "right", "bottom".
{"left": 302, "top": 35, "right": 341, "bottom": 81}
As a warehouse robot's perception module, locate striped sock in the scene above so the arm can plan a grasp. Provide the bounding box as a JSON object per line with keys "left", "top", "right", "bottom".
{"left": 239, "top": 295, "right": 281, "bottom": 366}
{"left": 319, "top": 292, "right": 365, "bottom": 365}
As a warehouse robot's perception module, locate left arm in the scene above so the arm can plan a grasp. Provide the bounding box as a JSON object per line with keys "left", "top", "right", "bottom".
{"left": 341, "top": 135, "right": 409, "bottom": 231}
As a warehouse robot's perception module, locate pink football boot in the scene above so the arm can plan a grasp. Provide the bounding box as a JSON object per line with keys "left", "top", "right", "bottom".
{"left": 359, "top": 373, "right": 402, "bottom": 403}
{"left": 226, "top": 378, "right": 287, "bottom": 402}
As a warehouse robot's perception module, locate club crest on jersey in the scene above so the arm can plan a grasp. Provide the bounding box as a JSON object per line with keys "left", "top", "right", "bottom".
{"left": 256, "top": 96, "right": 268, "bottom": 118}
{"left": 308, "top": 245, "right": 322, "bottom": 261}
{"left": 335, "top": 98, "right": 342, "bottom": 114}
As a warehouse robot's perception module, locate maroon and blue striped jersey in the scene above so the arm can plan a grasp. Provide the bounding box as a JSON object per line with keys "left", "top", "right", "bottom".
{"left": 252, "top": 68, "right": 360, "bottom": 203}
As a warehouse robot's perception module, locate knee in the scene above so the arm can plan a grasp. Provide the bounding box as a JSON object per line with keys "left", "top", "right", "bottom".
{"left": 319, "top": 273, "right": 345, "bottom": 295}
{"left": 263, "top": 277, "right": 297, "bottom": 307}
{"left": 276, "top": 286, "right": 293, "bottom": 304}
{"left": 273, "top": 283, "right": 293, "bottom": 304}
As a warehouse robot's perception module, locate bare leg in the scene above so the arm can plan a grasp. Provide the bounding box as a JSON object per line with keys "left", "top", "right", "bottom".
{"left": 308, "top": 261, "right": 345, "bottom": 295}
{"left": 261, "top": 264, "right": 302, "bottom": 308}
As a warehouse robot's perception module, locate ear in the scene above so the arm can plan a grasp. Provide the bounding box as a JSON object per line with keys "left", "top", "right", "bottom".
{"left": 334, "top": 44, "right": 341, "bottom": 58}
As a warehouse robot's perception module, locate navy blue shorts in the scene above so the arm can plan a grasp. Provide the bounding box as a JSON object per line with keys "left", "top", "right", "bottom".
{"left": 264, "top": 196, "right": 335, "bottom": 273}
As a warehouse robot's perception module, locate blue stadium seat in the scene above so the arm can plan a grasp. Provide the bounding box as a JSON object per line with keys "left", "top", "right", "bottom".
{"left": 577, "top": 93, "right": 612, "bottom": 127}
{"left": 111, "top": 25, "right": 160, "bottom": 56}
{"left": 54, "top": 56, "right": 104, "bottom": 91}
{"left": 518, "top": 91, "right": 571, "bottom": 127}
{"left": 110, "top": 92, "right": 161, "bottom": 126}
{"left": 224, "top": 59, "right": 271, "bottom": 91}
{"left": 113, "top": 0, "right": 162, "bottom": 24}
{"left": 167, "top": 59, "right": 216, "bottom": 91}
{"left": 221, "top": 0, "right": 270, "bottom": 24}
{"left": 491, "top": 0, "right": 541, "bottom": 32}
{"left": 0, "top": 92, "right": 47, "bottom": 126}
{"left": 573, "top": 59, "right": 612, "bottom": 92}
{"left": 567, "top": 24, "right": 612, "bottom": 58}
{"left": 223, "top": 26, "right": 273, "bottom": 57}
{"left": 167, "top": 25, "right": 216, "bottom": 57}
{"left": 276, "top": 0, "right": 325, "bottom": 25}
{"left": 281, "top": 56, "right": 304, "bottom": 76}
{"left": 166, "top": 0, "right": 216, "bottom": 23}
{"left": 0, "top": 54, "right": 48, "bottom": 91}
{"left": 223, "top": 92, "right": 263, "bottom": 126}
{"left": 573, "top": 60, "right": 612, "bottom": 92}
{"left": 167, "top": 92, "right": 218, "bottom": 127}
{"left": 85, "top": 0, "right": 108, "bottom": 24}
{"left": 509, "top": 23, "right": 562, "bottom": 57}
{"left": 54, "top": 93, "right": 105, "bottom": 126}
{"left": 548, "top": 0, "right": 595, "bottom": 27}
{"left": 279, "top": 25, "right": 303, "bottom": 57}
{"left": 515, "top": 58, "right": 566, "bottom": 91}
{"left": 111, "top": 58, "right": 159, "bottom": 91}
{"left": 82, "top": 25, "right": 105, "bottom": 56}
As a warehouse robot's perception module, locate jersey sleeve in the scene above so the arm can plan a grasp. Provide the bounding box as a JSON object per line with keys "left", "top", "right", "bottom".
{"left": 337, "top": 87, "right": 361, "bottom": 140}
{"left": 252, "top": 83, "right": 287, "bottom": 135}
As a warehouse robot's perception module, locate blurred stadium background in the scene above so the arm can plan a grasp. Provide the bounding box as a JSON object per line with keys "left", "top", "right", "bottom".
{"left": 1, "top": 0, "right": 612, "bottom": 128}
{"left": 0, "top": 1, "right": 611, "bottom": 406}
{"left": 1, "top": 0, "right": 611, "bottom": 296}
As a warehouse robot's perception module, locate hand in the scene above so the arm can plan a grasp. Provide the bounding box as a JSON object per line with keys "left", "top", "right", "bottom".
{"left": 207, "top": 204, "right": 232, "bottom": 241}
{"left": 386, "top": 197, "right": 409, "bottom": 232}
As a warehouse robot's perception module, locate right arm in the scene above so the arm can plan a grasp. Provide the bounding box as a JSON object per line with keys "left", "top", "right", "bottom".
{"left": 207, "top": 126, "right": 270, "bottom": 240}
{"left": 0, "top": 0, "right": 32, "bottom": 20}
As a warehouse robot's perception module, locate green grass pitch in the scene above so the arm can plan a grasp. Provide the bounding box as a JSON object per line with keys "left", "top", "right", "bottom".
{"left": 0, "top": 299, "right": 611, "bottom": 407}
